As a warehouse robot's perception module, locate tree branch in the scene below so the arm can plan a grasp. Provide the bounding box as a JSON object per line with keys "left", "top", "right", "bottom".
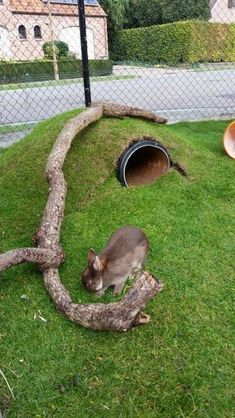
{"left": 0, "top": 247, "right": 64, "bottom": 272}
{"left": 1, "top": 103, "right": 166, "bottom": 331}
{"left": 44, "top": 269, "right": 163, "bottom": 331}
{"left": 93, "top": 102, "right": 167, "bottom": 124}
{"left": 35, "top": 105, "right": 103, "bottom": 249}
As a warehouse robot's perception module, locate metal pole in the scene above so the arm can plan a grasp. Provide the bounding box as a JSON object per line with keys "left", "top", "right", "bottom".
{"left": 78, "top": 0, "right": 91, "bottom": 107}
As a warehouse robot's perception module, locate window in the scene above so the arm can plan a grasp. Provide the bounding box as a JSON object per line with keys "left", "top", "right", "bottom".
{"left": 228, "top": 0, "right": 235, "bottom": 7}
{"left": 18, "top": 25, "right": 26, "bottom": 39}
{"left": 34, "top": 25, "right": 42, "bottom": 39}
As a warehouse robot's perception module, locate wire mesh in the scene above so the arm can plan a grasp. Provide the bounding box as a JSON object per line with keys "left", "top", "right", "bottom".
{"left": 0, "top": 0, "right": 234, "bottom": 147}
{"left": 93, "top": 0, "right": 235, "bottom": 123}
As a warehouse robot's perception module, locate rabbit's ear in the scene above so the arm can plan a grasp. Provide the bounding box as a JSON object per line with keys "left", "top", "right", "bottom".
{"left": 88, "top": 249, "right": 101, "bottom": 271}
{"left": 88, "top": 248, "right": 96, "bottom": 264}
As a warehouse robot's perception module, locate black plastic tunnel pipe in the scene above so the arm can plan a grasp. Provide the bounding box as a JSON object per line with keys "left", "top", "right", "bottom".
{"left": 117, "top": 139, "right": 171, "bottom": 187}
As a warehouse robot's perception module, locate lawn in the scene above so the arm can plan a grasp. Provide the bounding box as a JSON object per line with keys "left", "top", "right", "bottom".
{"left": 0, "top": 75, "right": 134, "bottom": 92}
{"left": 0, "top": 124, "right": 36, "bottom": 135}
{"left": 0, "top": 111, "right": 234, "bottom": 418}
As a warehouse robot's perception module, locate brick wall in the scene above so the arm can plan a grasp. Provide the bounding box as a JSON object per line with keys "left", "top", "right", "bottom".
{"left": 0, "top": 3, "right": 108, "bottom": 61}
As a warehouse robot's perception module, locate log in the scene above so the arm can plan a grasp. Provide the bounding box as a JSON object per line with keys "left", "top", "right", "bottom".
{"left": 93, "top": 102, "right": 167, "bottom": 124}
{"left": 0, "top": 247, "right": 64, "bottom": 272}
{"left": 44, "top": 268, "right": 163, "bottom": 331}
{"left": 35, "top": 105, "right": 104, "bottom": 249}
{"left": 0, "top": 103, "right": 165, "bottom": 331}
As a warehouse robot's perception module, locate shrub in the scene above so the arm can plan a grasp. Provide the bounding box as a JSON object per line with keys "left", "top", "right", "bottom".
{"left": 58, "top": 59, "right": 113, "bottom": 79}
{"left": 0, "top": 60, "right": 54, "bottom": 83}
{"left": 0, "top": 59, "right": 113, "bottom": 84}
{"left": 43, "top": 41, "right": 69, "bottom": 58}
{"left": 111, "top": 21, "right": 235, "bottom": 64}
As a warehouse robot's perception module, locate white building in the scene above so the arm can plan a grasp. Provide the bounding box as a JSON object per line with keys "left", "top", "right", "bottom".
{"left": 210, "top": 0, "right": 235, "bottom": 23}
{"left": 0, "top": 0, "right": 108, "bottom": 61}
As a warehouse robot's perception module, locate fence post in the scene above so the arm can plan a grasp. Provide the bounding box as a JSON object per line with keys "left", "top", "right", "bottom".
{"left": 48, "top": 0, "right": 59, "bottom": 82}
{"left": 78, "top": 0, "right": 91, "bottom": 107}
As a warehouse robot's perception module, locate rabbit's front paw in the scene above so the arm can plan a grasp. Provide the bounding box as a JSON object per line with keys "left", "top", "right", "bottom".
{"left": 113, "top": 282, "right": 124, "bottom": 296}
{"left": 95, "top": 289, "right": 106, "bottom": 297}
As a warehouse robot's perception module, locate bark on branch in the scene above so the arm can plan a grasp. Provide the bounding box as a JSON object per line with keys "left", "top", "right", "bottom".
{"left": 93, "top": 102, "right": 167, "bottom": 124}
{"left": 0, "top": 103, "right": 166, "bottom": 331}
{"left": 0, "top": 247, "right": 64, "bottom": 272}
{"left": 44, "top": 268, "right": 163, "bottom": 331}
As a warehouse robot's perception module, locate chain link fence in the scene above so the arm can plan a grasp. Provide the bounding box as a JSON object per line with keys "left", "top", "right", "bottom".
{"left": 0, "top": 0, "right": 234, "bottom": 147}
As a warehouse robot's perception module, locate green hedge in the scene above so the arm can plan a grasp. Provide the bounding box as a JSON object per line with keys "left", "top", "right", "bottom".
{"left": 0, "top": 59, "right": 113, "bottom": 84}
{"left": 111, "top": 21, "right": 235, "bottom": 64}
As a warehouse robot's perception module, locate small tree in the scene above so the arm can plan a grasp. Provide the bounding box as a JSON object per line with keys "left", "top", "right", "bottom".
{"left": 126, "top": 0, "right": 210, "bottom": 29}
{"left": 99, "top": 0, "right": 129, "bottom": 34}
{"left": 162, "top": 0, "right": 211, "bottom": 23}
{"left": 43, "top": 41, "right": 69, "bottom": 59}
{"left": 127, "top": 0, "right": 162, "bottom": 28}
{"left": 43, "top": 43, "right": 59, "bottom": 59}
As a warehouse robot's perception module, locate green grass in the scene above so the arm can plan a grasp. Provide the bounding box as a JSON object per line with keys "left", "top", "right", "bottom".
{"left": 0, "top": 123, "right": 36, "bottom": 135}
{"left": 0, "top": 111, "right": 234, "bottom": 418}
{"left": 0, "top": 75, "right": 134, "bottom": 91}
{"left": 115, "top": 60, "right": 235, "bottom": 71}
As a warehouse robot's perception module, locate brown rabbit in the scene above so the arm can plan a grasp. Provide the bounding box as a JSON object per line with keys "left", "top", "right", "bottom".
{"left": 82, "top": 226, "right": 149, "bottom": 296}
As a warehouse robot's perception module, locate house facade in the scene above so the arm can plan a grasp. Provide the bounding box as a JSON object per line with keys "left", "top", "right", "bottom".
{"left": 210, "top": 0, "right": 235, "bottom": 23}
{"left": 0, "top": 0, "right": 108, "bottom": 61}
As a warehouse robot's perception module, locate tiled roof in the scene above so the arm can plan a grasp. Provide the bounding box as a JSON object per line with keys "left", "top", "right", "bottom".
{"left": 9, "top": 0, "right": 106, "bottom": 17}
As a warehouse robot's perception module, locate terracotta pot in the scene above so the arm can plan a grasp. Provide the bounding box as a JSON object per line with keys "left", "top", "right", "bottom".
{"left": 223, "top": 120, "right": 235, "bottom": 159}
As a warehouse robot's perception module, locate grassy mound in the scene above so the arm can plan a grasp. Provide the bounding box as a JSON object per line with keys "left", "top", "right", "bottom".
{"left": 0, "top": 112, "right": 234, "bottom": 417}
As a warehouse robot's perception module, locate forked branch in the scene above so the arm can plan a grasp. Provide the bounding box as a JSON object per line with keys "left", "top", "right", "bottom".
{"left": 0, "top": 103, "right": 166, "bottom": 331}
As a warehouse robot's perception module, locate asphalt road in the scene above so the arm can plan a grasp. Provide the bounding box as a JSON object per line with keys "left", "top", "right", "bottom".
{"left": 0, "top": 67, "right": 235, "bottom": 146}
